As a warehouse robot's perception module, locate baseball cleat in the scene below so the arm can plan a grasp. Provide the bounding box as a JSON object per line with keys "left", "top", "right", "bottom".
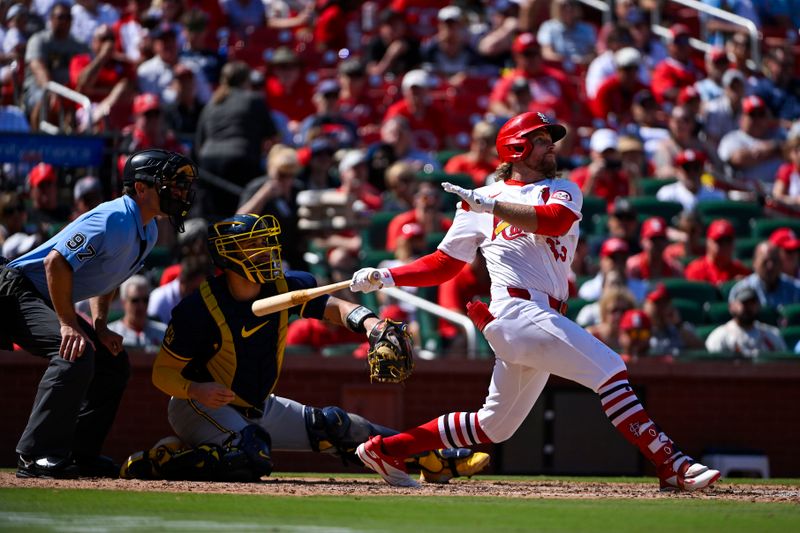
{"left": 417, "top": 449, "right": 491, "bottom": 483}
{"left": 658, "top": 461, "right": 721, "bottom": 492}
{"left": 356, "top": 436, "right": 419, "bottom": 488}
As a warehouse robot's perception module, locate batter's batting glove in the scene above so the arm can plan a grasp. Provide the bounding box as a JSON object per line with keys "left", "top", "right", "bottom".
{"left": 466, "top": 300, "right": 495, "bottom": 332}
{"left": 350, "top": 267, "right": 395, "bottom": 293}
{"left": 442, "top": 182, "right": 496, "bottom": 214}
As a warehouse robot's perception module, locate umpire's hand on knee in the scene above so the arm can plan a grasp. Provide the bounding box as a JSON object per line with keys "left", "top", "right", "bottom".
{"left": 59, "top": 322, "right": 95, "bottom": 362}
{"left": 466, "top": 300, "right": 495, "bottom": 332}
{"left": 188, "top": 382, "right": 236, "bottom": 409}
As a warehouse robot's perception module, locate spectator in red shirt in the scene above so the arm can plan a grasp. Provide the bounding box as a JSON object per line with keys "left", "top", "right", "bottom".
{"left": 570, "top": 128, "right": 630, "bottom": 207}
{"left": 591, "top": 47, "right": 649, "bottom": 127}
{"left": 444, "top": 120, "right": 499, "bottom": 187}
{"left": 386, "top": 180, "right": 452, "bottom": 252}
{"left": 70, "top": 24, "right": 134, "bottom": 131}
{"left": 264, "top": 46, "right": 315, "bottom": 126}
{"left": 643, "top": 283, "right": 705, "bottom": 353}
{"left": 664, "top": 210, "right": 706, "bottom": 264}
{"left": 650, "top": 24, "right": 700, "bottom": 106}
{"left": 684, "top": 219, "right": 751, "bottom": 286}
{"left": 768, "top": 228, "right": 800, "bottom": 278}
{"left": 488, "top": 32, "right": 577, "bottom": 125}
{"left": 383, "top": 68, "right": 449, "bottom": 152}
{"left": 772, "top": 135, "right": 800, "bottom": 208}
{"left": 314, "top": 0, "right": 348, "bottom": 52}
{"left": 438, "top": 253, "right": 490, "bottom": 347}
{"left": 626, "top": 216, "right": 684, "bottom": 280}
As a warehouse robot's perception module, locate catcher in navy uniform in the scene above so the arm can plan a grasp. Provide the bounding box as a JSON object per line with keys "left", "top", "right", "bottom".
{"left": 123, "top": 213, "right": 488, "bottom": 483}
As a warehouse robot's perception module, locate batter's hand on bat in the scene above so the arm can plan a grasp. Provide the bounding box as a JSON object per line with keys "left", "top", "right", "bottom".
{"left": 188, "top": 382, "right": 236, "bottom": 409}
{"left": 350, "top": 267, "right": 394, "bottom": 293}
{"left": 442, "top": 182, "right": 496, "bottom": 213}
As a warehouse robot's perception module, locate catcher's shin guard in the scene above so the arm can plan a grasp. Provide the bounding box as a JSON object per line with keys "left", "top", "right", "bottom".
{"left": 411, "top": 448, "right": 491, "bottom": 484}
{"left": 304, "top": 406, "right": 397, "bottom": 463}
{"left": 219, "top": 424, "right": 273, "bottom": 481}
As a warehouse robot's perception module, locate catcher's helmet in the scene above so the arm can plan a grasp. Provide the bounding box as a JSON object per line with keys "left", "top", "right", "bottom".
{"left": 207, "top": 214, "right": 283, "bottom": 283}
{"left": 496, "top": 112, "right": 567, "bottom": 163}
{"left": 122, "top": 149, "right": 197, "bottom": 232}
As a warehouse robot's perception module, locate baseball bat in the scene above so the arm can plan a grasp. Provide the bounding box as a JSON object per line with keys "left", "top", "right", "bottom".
{"left": 251, "top": 272, "right": 380, "bottom": 317}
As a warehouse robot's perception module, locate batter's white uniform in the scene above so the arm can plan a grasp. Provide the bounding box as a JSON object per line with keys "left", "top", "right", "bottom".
{"left": 438, "top": 177, "right": 626, "bottom": 443}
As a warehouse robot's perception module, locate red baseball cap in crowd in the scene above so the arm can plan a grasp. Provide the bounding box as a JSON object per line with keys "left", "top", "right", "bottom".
{"left": 707, "top": 219, "right": 735, "bottom": 241}
{"left": 769, "top": 228, "right": 800, "bottom": 251}
{"left": 620, "top": 309, "right": 652, "bottom": 331}
{"left": 646, "top": 283, "right": 670, "bottom": 303}
{"left": 28, "top": 163, "right": 56, "bottom": 188}
{"left": 133, "top": 93, "right": 161, "bottom": 115}
{"left": 400, "top": 222, "right": 424, "bottom": 239}
{"left": 600, "top": 237, "right": 630, "bottom": 258}
{"left": 669, "top": 24, "right": 691, "bottom": 41}
{"left": 640, "top": 216, "right": 668, "bottom": 240}
{"left": 742, "top": 95, "right": 767, "bottom": 115}
{"left": 675, "top": 148, "right": 707, "bottom": 167}
{"left": 707, "top": 47, "right": 727, "bottom": 63}
{"left": 512, "top": 32, "right": 539, "bottom": 54}
{"left": 677, "top": 86, "right": 700, "bottom": 105}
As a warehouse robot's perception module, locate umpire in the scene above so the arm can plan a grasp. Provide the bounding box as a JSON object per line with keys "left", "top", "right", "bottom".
{"left": 0, "top": 149, "right": 197, "bottom": 478}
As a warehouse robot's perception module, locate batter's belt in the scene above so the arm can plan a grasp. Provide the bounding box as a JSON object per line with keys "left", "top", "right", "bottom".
{"left": 506, "top": 287, "right": 568, "bottom": 316}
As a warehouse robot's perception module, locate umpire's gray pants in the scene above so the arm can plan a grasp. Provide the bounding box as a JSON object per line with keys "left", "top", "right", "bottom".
{"left": 167, "top": 395, "right": 312, "bottom": 451}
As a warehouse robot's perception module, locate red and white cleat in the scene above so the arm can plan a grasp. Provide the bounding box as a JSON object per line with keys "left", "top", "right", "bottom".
{"left": 658, "top": 461, "right": 721, "bottom": 492}
{"left": 356, "top": 436, "right": 419, "bottom": 488}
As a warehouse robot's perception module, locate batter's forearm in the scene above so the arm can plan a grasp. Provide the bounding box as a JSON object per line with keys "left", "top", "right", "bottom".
{"left": 493, "top": 201, "right": 540, "bottom": 233}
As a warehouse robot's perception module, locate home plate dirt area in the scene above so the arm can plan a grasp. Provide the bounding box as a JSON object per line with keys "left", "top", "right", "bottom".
{"left": 1, "top": 472, "right": 798, "bottom": 502}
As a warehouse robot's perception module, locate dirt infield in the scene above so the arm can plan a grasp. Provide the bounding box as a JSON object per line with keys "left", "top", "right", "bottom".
{"left": 1, "top": 472, "right": 797, "bottom": 503}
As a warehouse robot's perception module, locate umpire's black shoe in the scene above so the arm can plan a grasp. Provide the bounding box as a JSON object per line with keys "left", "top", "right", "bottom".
{"left": 73, "top": 455, "right": 120, "bottom": 478}
{"left": 17, "top": 455, "right": 80, "bottom": 479}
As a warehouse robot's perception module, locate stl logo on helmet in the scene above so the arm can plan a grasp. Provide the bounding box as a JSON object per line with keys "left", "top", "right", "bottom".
{"left": 492, "top": 216, "right": 526, "bottom": 241}
{"left": 537, "top": 112, "right": 551, "bottom": 124}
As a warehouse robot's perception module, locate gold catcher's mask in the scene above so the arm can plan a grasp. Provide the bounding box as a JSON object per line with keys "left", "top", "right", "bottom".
{"left": 207, "top": 214, "right": 283, "bottom": 283}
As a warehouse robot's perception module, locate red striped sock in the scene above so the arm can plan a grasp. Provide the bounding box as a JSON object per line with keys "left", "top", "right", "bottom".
{"left": 382, "top": 412, "right": 491, "bottom": 457}
{"left": 598, "top": 371, "right": 690, "bottom": 470}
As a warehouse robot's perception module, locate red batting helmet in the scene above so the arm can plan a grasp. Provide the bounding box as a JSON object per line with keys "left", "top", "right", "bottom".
{"left": 496, "top": 112, "right": 567, "bottom": 163}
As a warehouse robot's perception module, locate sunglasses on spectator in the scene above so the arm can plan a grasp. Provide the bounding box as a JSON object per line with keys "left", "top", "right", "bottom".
{"left": 144, "top": 110, "right": 161, "bottom": 118}
{"left": 625, "top": 328, "right": 651, "bottom": 341}
{"left": 609, "top": 307, "right": 629, "bottom": 314}
{"left": 52, "top": 12, "right": 71, "bottom": 20}
{"left": 129, "top": 297, "right": 149, "bottom": 304}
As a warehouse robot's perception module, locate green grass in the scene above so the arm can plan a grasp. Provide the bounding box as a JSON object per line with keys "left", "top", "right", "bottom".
{"left": 1, "top": 487, "right": 799, "bottom": 533}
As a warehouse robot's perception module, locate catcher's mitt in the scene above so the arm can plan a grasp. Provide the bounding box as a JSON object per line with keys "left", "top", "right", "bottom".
{"left": 367, "top": 319, "right": 414, "bottom": 383}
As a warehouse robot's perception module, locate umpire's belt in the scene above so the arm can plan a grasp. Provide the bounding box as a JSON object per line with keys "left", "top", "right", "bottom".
{"left": 507, "top": 288, "right": 568, "bottom": 316}
{"left": 231, "top": 404, "right": 264, "bottom": 419}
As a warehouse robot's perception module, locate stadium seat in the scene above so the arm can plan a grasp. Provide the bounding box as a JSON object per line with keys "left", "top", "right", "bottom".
{"left": 781, "top": 325, "right": 800, "bottom": 348}
{"left": 704, "top": 301, "right": 731, "bottom": 324}
{"left": 754, "top": 351, "right": 799, "bottom": 362}
{"left": 659, "top": 279, "right": 721, "bottom": 303}
{"left": 566, "top": 297, "right": 590, "bottom": 322}
{"left": 626, "top": 197, "right": 683, "bottom": 222}
{"left": 751, "top": 217, "right": 800, "bottom": 239}
{"left": 780, "top": 303, "right": 800, "bottom": 325}
{"left": 672, "top": 298, "right": 704, "bottom": 325}
{"left": 719, "top": 280, "right": 739, "bottom": 301}
{"left": 582, "top": 195, "right": 606, "bottom": 235}
{"left": 425, "top": 232, "right": 446, "bottom": 253}
{"left": 694, "top": 324, "right": 718, "bottom": 340}
{"left": 436, "top": 149, "right": 461, "bottom": 168}
{"left": 758, "top": 307, "right": 780, "bottom": 326}
{"left": 678, "top": 349, "right": 736, "bottom": 360}
{"left": 734, "top": 237, "right": 762, "bottom": 261}
{"left": 321, "top": 343, "right": 362, "bottom": 358}
{"left": 360, "top": 249, "right": 394, "bottom": 268}
{"left": 639, "top": 177, "right": 676, "bottom": 196}
{"left": 360, "top": 211, "right": 397, "bottom": 250}
{"left": 695, "top": 200, "right": 763, "bottom": 235}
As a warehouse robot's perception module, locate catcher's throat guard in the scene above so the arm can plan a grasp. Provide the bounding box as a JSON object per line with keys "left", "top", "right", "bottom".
{"left": 367, "top": 319, "right": 414, "bottom": 383}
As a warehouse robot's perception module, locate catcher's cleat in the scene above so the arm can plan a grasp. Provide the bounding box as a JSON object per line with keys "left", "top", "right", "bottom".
{"left": 658, "top": 460, "right": 721, "bottom": 492}
{"left": 356, "top": 435, "right": 419, "bottom": 487}
{"left": 417, "top": 449, "right": 491, "bottom": 484}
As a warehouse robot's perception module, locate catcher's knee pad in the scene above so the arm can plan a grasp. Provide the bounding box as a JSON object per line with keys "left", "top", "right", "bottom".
{"left": 220, "top": 424, "right": 273, "bottom": 482}
{"left": 159, "top": 444, "right": 224, "bottom": 481}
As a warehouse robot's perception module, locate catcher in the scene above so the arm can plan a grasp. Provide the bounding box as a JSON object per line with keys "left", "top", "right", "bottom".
{"left": 123, "top": 213, "right": 488, "bottom": 483}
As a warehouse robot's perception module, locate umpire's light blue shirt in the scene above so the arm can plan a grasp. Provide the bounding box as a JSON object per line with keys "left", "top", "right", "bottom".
{"left": 9, "top": 195, "right": 158, "bottom": 304}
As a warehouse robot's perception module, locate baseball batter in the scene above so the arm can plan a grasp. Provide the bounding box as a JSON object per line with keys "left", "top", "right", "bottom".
{"left": 124, "top": 213, "right": 487, "bottom": 483}
{"left": 351, "top": 112, "right": 720, "bottom": 491}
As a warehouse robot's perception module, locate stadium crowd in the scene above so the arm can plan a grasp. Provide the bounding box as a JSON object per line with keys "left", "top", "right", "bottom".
{"left": 2, "top": 0, "right": 800, "bottom": 360}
